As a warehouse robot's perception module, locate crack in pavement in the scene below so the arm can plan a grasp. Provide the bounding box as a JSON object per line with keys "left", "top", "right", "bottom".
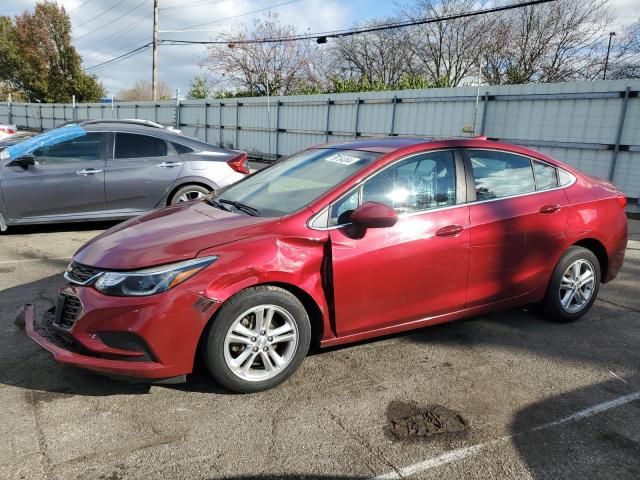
{"left": 324, "top": 407, "right": 402, "bottom": 478}
{"left": 27, "top": 391, "right": 54, "bottom": 480}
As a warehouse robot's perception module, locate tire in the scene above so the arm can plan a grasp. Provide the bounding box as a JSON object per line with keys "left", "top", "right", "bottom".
{"left": 542, "top": 246, "right": 601, "bottom": 323}
{"left": 202, "top": 286, "right": 311, "bottom": 393}
{"left": 168, "top": 184, "right": 211, "bottom": 205}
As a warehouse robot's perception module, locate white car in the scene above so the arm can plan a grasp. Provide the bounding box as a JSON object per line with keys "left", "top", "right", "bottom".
{"left": 0, "top": 124, "right": 17, "bottom": 140}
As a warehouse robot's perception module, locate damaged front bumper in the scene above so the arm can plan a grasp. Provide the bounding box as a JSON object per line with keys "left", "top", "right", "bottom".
{"left": 21, "top": 291, "right": 218, "bottom": 383}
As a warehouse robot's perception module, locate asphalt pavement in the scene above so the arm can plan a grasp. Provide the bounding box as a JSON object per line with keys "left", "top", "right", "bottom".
{"left": 0, "top": 219, "right": 639, "bottom": 480}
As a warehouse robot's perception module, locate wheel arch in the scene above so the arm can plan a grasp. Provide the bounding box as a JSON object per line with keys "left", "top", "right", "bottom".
{"left": 193, "top": 281, "right": 326, "bottom": 371}
{"left": 166, "top": 179, "right": 217, "bottom": 206}
{"left": 571, "top": 238, "right": 608, "bottom": 281}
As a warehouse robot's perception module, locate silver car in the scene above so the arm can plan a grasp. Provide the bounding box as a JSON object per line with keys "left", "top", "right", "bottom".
{"left": 0, "top": 120, "right": 248, "bottom": 230}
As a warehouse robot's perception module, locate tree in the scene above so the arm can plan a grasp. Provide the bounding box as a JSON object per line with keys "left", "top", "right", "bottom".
{"left": 478, "top": 0, "right": 614, "bottom": 84}
{"left": 605, "top": 22, "right": 640, "bottom": 80}
{"left": 400, "top": 0, "right": 490, "bottom": 87}
{"left": 187, "top": 75, "right": 212, "bottom": 99}
{"left": 11, "top": 1, "right": 104, "bottom": 102}
{"left": 203, "top": 13, "right": 320, "bottom": 96}
{"left": 330, "top": 20, "right": 417, "bottom": 86}
{"left": 0, "top": 16, "right": 25, "bottom": 99}
{"left": 117, "top": 80, "right": 173, "bottom": 101}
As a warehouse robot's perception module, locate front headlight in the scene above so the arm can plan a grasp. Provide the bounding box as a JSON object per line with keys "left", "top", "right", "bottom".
{"left": 94, "top": 256, "right": 217, "bottom": 297}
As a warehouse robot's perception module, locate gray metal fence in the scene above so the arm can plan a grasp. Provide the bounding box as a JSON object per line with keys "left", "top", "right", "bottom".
{"left": 1, "top": 79, "right": 639, "bottom": 211}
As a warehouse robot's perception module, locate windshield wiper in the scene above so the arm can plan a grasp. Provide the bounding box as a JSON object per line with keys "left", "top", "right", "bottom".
{"left": 206, "top": 197, "right": 232, "bottom": 212}
{"left": 218, "top": 199, "right": 261, "bottom": 217}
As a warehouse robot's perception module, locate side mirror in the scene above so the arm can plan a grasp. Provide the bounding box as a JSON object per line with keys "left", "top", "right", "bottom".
{"left": 350, "top": 201, "right": 398, "bottom": 229}
{"left": 7, "top": 154, "right": 36, "bottom": 169}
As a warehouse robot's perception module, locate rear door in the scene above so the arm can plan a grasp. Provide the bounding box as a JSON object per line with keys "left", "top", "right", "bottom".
{"left": 105, "top": 132, "right": 184, "bottom": 212}
{"left": 0, "top": 132, "right": 108, "bottom": 220}
{"left": 464, "top": 149, "right": 570, "bottom": 307}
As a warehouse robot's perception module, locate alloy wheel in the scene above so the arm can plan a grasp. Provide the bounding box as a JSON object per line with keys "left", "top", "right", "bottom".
{"left": 178, "top": 190, "right": 205, "bottom": 202}
{"left": 223, "top": 305, "right": 299, "bottom": 382}
{"left": 558, "top": 259, "right": 596, "bottom": 314}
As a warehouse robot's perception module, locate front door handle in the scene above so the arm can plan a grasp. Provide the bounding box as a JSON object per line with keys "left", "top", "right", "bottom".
{"left": 156, "top": 161, "right": 183, "bottom": 168}
{"left": 76, "top": 168, "right": 103, "bottom": 176}
{"left": 435, "top": 224, "right": 464, "bottom": 238}
{"left": 539, "top": 204, "right": 561, "bottom": 214}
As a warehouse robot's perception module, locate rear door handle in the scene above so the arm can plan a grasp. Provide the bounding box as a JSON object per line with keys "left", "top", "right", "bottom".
{"left": 76, "top": 168, "right": 103, "bottom": 176}
{"left": 157, "top": 161, "right": 183, "bottom": 168}
{"left": 539, "top": 204, "right": 561, "bottom": 214}
{"left": 435, "top": 224, "right": 464, "bottom": 238}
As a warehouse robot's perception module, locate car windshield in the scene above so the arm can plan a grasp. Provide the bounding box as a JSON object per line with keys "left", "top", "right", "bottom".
{"left": 216, "top": 148, "right": 381, "bottom": 217}
{"left": 0, "top": 124, "right": 88, "bottom": 160}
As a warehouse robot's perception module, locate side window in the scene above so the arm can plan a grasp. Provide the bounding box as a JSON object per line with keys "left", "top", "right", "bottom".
{"left": 115, "top": 133, "right": 168, "bottom": 159}
{"left": 468, "top": 150, "right": 535, "bottom": 200}
{"left": 362, "top": 150, "right": 456, "bottom": 214}
{"left": 32, "top": 133, "right": 105, "bottom": 164}
{"left": 533, "top": 160, "right": 558, "bottom": 190}
{"left": 172, "top": 142, "right": 194, "bottom": 154}
{"left": 327, "top": 151, "right": 456, "bottom": 225}
{"left": 329, "top": 190, "right": 359, "bottom": 226}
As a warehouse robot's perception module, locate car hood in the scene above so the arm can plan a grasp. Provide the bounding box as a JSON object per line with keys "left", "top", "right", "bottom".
{"left": 74, "top": 201, "right": 277, "bottom": 270}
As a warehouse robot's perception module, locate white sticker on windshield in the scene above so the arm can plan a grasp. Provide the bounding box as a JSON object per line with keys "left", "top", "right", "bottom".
{"left": 325, "top": 153, "right": 361, "bottom": 166}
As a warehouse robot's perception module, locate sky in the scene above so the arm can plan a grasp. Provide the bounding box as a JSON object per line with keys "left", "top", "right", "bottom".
{"left": 1, "top": 0, "right": 638, "bottom": 97}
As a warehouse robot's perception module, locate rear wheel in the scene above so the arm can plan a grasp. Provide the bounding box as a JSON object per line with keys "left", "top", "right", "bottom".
{"left": 202, "top": 286, "right": 311, "bottom": 393}
{"left": 542, "top": 246, "right": 600, "bottom": 323}
{"left": 169, "top": 184, "right": 210, "bottom": 205}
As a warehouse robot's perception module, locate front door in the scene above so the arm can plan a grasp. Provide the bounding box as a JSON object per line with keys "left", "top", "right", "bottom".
{"left": 329, "top": 150, "right": 470, "bottom": 336}
{"left": 0, "top": 132, "right": 108, "bottom": 220}
{"left": 105, "top": 132, "right": 184, "bottom": 212}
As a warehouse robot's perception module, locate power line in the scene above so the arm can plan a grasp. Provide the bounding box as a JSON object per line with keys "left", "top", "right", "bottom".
{"left": 160, "top": 0, "right": 228, "bottom": 11}
{"left": 161, "top": 0, "right": 303, "bottom": 33}
{"left": 78, "top": 15, "right": 148, "bottom": 50}
{"left": 161, "top": 0, "right": 557, "bottom": 42}
{"left": 73, "top": 0, "right": 129, "bottom": 30}
{"left": 85, "top": 0, "right": 557, "bottom": 72}
{"left": 85, "top": 42, "right": 152, "bottom": 72}
{"left": 74, "top": 0, "right": 149, "bottom": 41}
{"left": 65, "top": 0, "right": 97, "bottom": 14}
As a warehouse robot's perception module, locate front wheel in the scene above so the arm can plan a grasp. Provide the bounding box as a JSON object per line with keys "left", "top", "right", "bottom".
{"left": 542, "top": 246, "right": 601, "bottom": 323}
{"left": 202, "top": 286, "right": 311, "bottom": 393}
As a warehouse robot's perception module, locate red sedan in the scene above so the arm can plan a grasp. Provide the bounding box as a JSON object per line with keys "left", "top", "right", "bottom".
{"left": 25, "top": 137, "right": 628, "bottom": 392}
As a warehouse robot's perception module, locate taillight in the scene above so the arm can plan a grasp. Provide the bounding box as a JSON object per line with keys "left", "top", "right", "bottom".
{"left": 0, "top": 127, "right": 16, "bottom": 135}
{"left": 617, "top": 194, "right": 627, "bottom": 208}
{"left": 227, "top": 153, "right": 249, "bottom": 174}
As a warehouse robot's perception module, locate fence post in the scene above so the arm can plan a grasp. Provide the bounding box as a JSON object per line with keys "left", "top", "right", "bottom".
{"left": 39, "top": 105, "right": 42, "bottom": 131}
{"left": 203, "top": 102, "right": 209, "bottom": 143}
{"left": 134, "top": 103, "right": 138, "bottom": 120}
{"left": 325, "top": 98, "right": 331, "bottom": 143}
{"left": 219, "top": 102, "right": 223, "bottom": 147}
{"left": 354, "top": 98, "right": 361, "bottom": 138}
{"left": 154, "top": 104, "right": 158, "bottom": 123}
{"left": 480, "top": 92, "right": 489, "bottom": 136}
{"left": 390, "top": 96, "right": 398, "bottom": 136}
{"left": 175, "top": 98, "right": 181, "bottom": 129}
{"left": 235, "top": 101, "right": 240, "bottom": 149}
{"left": 25, "top": 104, "right": 29, "bottom": 129}
{"left": 7, "top": 98, "right": 11, "bottom": 126}
{"left": 274, "top": 100, "right": 280, "bottom": 159}
{"left": 609, "top": 86, "right": 631, "bottom": 182}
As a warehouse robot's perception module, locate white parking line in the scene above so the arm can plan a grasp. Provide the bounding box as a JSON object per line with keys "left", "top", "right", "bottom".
{"left": 369, "top": 390, "right": 640, "bottom": 480}
{"left": 0, "top": 256, "right": 72, "bottom": 265}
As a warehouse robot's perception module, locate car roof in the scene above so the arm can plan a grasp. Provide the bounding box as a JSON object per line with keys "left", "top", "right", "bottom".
{"left": 81, "top": 123, "right": 218, "bottom": 150}
{"left": 318, "top": 136, "right": 564, "bottom": 169}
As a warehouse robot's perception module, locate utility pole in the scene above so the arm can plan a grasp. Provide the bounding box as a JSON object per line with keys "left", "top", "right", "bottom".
{"left": 603, "top": 31, "right": 616, "bottom": 80}
{"left": 152, "top": 0, "right": 159, "bottom": 100}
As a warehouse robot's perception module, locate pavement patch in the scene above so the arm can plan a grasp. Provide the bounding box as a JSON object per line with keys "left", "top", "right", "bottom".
{"left": 387, "top": 401, "right": 468, "bottom": 440}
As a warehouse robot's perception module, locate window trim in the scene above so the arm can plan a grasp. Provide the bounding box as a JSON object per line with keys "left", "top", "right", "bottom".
{"left": 308, "top": 148, "right": 466, "bottom": 231}
{"left": 461, "top": 148, "right": 576, "bottom": 206}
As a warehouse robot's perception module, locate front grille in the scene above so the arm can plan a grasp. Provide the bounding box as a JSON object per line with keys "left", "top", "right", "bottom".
{"left": 66, "top": 261, "right": 101, "bottom": 284}
{"left": 55, "top": 293, "right": 82, "bottom": 329}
